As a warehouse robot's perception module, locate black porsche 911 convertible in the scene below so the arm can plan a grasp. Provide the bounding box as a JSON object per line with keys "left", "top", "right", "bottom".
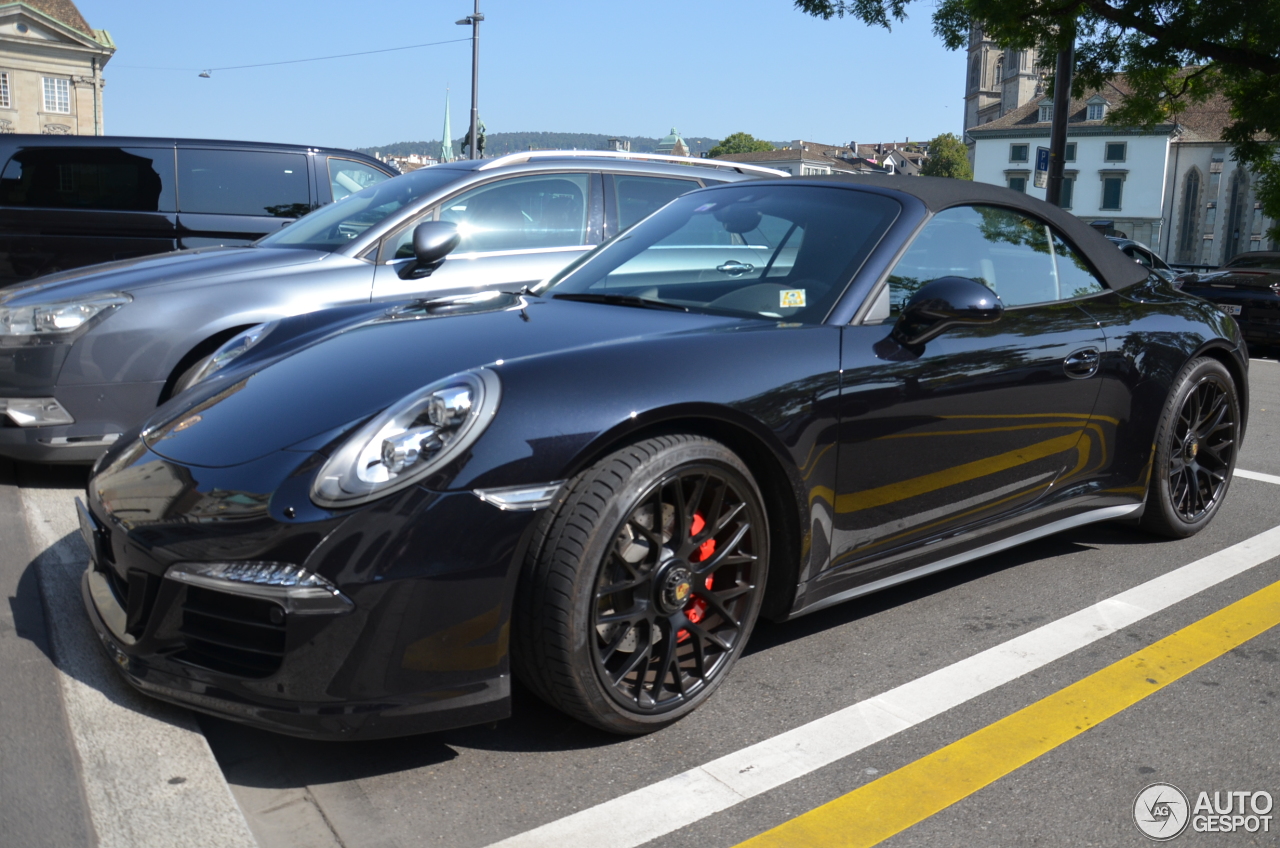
{"left": 79, "top": 175, "right": 1247, "bottom": 739}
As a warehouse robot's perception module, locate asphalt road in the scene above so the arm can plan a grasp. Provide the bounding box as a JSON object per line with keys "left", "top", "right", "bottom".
{"left": 7, "top": 357, "right": 1280, "bottom": 848}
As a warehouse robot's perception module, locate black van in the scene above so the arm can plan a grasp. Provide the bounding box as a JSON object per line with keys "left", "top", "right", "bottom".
{"left": 0, "top": 136, "right": 396, "bottom": 285}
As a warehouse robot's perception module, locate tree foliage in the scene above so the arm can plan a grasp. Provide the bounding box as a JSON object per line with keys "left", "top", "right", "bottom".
{"left": 708, "top": 132, "right": 778, "bottom": 158}
{"left": 919, "top": 132, "right": 973, "bottom": 179}
{"left": 795, "top": 0, "right": 1280, "bottom": 239}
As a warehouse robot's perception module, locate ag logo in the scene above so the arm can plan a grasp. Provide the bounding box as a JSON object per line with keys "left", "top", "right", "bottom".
{"left": 1134, "top": 783, "right": 1190, "bottom": 841}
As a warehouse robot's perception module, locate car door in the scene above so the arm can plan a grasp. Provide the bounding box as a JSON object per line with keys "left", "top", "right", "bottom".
{"left": 826, "top": 205, "right": 1110, "bottom": 581}
{"left": 371, "top": 171, "right": 595, "bottom": 299}
{"left": 0, "top": 144, "right": 178, "bottom": 284}
{"left": 176, "top": 147, "right": 313, "bottom": 248}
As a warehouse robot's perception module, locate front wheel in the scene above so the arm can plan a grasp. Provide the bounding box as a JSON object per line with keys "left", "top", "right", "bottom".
{"left": 513, "top": 435, "right": 769, "bottom": 734}
{"left": 1140, "top": 357, "right": 1240, "bottom": 538}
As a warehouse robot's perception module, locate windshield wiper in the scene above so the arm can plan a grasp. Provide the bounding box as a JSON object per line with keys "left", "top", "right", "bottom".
{"left": 552, "top": 293, "right": 689, "bottom": 312}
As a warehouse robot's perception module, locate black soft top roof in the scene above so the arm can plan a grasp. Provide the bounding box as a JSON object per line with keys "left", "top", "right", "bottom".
{"left": 788, "top": 173, "right": 1150, "bottom": 290}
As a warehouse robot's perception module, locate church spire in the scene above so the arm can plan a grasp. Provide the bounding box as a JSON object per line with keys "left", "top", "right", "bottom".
{"left": 441, "top": 88, "right": 455, "bottom": 163}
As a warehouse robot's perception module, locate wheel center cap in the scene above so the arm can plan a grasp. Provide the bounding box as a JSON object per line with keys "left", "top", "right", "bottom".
{"left": 1183, "top": 437, "right": 1199, "bottom": 461}
{"left": 656, "top": 564, "right": 694, "bottom": 614}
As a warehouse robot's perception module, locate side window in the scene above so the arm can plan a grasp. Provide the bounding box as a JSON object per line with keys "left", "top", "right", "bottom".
{"left": 886, "top": 205, "right": 1104, "bottom": 315}
{"left": 439, "top": 173, "right": 589, "bottom": 253}
{"left": 1050, "top": 230, "right": 1107, "bottom": 299}
{"left": 328, "top": 157, "right": 390, "bottom": 201}
{"left": 611, "top": 175, "right": 697, "bottom": 230}
{"left": 0, "top": 147, "right": 175, "bottom": 211}
{"left": 1127, "top": 246, "right": 1154, "bottom": 269}
{"left": 177, "top": 149, "right": 310, "bottom": 217}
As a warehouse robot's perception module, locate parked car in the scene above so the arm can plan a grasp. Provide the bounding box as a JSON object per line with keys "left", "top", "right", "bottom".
{"left": 0, "top": 135, "right": 396, "bottom": 286}
{"left": 0, "top": 151, "right": 782, "bottom": 463}
{"left": 79, "top": 174, "right": 1246, "bottom": 739}
{"left": 1178, "top": 251, "right": 1280, "bottom": 356}
{"left": 1106, "top": 236, "right": 1177, "bottom": 283}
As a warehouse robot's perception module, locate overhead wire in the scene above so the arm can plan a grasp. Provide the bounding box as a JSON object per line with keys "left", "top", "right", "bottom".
{"left": 116, "top": 36, "right": 472, "bottom": 74}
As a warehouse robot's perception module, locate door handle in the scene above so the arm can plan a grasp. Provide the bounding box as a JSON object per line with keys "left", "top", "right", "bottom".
{"left": 1063, "top": 347, "right": 1101, "bottom": 379}
{"left": 716, "top": 260, "right": 754, "bottom": 277}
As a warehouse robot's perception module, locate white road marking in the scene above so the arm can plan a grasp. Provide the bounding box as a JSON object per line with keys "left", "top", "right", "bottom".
{"left": 20, "top": 486, "right": 258, "bottom": 848}
{"left": 486, "top": 523, "right": 1280, "bottom": 848}
{"left": 1236, "top": 468, "right": 1280, "bottom": 486}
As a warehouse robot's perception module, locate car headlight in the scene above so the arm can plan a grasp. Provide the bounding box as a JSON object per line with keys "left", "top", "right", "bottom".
{"left": 0, "top": 292, "right": 131, "bottom": 337}
{"left": 311, "top": 368, "right": 500, "bottom": 508}
{"left": 187, "top": 321, "right": 279, "bottom": 386}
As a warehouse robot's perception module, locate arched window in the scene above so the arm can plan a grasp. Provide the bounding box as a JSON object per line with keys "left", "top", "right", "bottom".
{"left": 1177, "top": 168, "right": 1201, "bottom": 264}
{"left": 1225, "top": 167, "right": 1251, "bottom": 263}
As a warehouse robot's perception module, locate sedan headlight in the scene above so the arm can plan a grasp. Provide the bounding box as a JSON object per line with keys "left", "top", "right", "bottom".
{"left": 187, "top": 320, "right": 279, "bottom": 386}
{"left": 311, "top": 368, "right": 500, "bottom": 508}
{"left": 0, "top": 293, "right": 131, "bottom": 337}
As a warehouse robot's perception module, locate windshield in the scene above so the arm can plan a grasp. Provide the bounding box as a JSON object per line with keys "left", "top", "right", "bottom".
{"left": 257, "top": 166, "right": 463, "bottom": 252}
{"left": 539, "top": 184, "right": 899, "bottom": 323}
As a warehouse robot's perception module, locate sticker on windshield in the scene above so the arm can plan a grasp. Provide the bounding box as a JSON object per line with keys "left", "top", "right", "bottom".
{"left": 694, "top": 202, "right": 717, "bottom": 212}
{"left": 780, "top": 289, "right": 806, "bottom": 308}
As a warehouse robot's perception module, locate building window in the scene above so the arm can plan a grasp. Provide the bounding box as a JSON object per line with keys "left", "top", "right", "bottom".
{"left": 1104, "top": 142, "right": 1127, "bottom": 162}
{"left": 1064, "top": 142, "right": 1076, "bottom": 162}
{"left": 1178, "top": 169, "right": 1202, "bottom": 263}
{"left": 1008, "top": 175, "right": 1027, "bottom": 193}
{"left": 43, "top": 78, "right": 71, "bottom": 114}
{"left": 1060, "top": 176, "right": 1075, "bottom": 209}
{"left": 1039, "top": 104, "right": 1053, "bottom": 123}
{"left": 1009, "top": 144, "right": 1029, "bottom": 163}
{"left": 0, "top": 73, "right": 9, "bottom": 109}
{"left": 1087, "top": 103, "right": 1105, "bottom": 121}
{"left": 1101, "top": 175, "right": 1124, "bottom": 210}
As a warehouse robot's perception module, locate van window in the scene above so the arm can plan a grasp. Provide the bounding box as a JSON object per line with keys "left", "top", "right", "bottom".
{"left": 328, "top": 157, "right": 390, "bottom": 201}
{"left": 0, "top": 146, "right": 175, "bottom": 211}
{"left": 178, "top": 149, "right": 310, "bottom": 217}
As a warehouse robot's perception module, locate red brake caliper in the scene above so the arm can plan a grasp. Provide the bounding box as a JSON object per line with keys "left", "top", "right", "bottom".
{"left": 678, "top": 513, "right": 716, "bottom": 643}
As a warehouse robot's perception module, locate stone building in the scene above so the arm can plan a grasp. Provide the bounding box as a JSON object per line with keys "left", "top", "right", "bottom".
{"left": 963, "top": 26, "right": 1046, "bottom": 132}
{"left": 0, "top": 0, "right": 115, "bottom": 136}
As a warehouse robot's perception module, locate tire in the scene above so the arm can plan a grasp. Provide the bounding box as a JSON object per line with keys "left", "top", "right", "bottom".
{"left": 513, "top": 435, "right": 769, "bottom": 734}
{"left": 1140, "top": 357, "right": 1240, "bottom": 538}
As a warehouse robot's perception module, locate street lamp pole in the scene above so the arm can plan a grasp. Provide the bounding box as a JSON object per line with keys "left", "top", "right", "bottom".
{"left": 1045, "top": 29, "right": 1075, "bottom": 207}
{"left": 456, "top": 2, "right": 483, "bottom": 159}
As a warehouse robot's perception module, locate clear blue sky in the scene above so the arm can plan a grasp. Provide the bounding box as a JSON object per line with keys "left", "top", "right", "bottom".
{"left": 75, "top": 0, "right": 965, "bottom": 150}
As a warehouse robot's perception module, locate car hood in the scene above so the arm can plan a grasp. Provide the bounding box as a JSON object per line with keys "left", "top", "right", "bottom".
{"left": 143, "top": 297, "right": 746, "bottom": 468}
{"left": 0, "top": 246, "right": 328, "bottom": 306}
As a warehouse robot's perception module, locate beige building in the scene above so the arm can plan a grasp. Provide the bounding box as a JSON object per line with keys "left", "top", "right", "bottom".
{"left": 0, "top": 0, "right": 114, "bottom": 136}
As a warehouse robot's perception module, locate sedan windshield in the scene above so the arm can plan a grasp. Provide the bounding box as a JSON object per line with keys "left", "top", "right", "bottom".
{"left": 540, "top": 184, "right": 899, "bottom": 323}
{"left": 257, "top": 166, "right": 464, "bottom": 252}
{"left": 1224, "top": 253, "right": 1280, "bottom": 270}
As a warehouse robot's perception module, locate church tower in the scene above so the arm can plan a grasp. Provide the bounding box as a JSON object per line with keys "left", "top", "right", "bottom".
{"left": 964, "top": 26, "right": 1045, "bottom": 132}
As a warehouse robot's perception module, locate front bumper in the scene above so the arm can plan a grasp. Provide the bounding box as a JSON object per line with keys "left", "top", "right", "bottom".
{"left": 80, "top": 446, "right": 543, "bottom": 739}
{"left": 0, "top": 381, "right": 163, "bottom": 463}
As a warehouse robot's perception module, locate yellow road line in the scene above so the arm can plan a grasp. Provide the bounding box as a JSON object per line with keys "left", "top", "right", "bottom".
{"left": 735, "top": 577, "right": 1280, "bottom": 848}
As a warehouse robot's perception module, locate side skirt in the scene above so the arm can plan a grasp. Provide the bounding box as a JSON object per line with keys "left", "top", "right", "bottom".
{"left": 789, "top": 503, "right": 1142, "bottom": 619}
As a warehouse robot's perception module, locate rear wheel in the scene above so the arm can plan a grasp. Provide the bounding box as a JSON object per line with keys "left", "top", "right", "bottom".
{"left": 1140, "top": 357, "right": 1239, "bottom": 538}
{"left": 513, "top": 435, "right": 768, "bottom": 734}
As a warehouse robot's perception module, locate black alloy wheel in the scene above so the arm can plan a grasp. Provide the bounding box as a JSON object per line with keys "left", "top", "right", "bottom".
{"left": 513, "top": 435, "right": 769, "bottom": 734}
{"left": 1142, "top": 357, "right": 1240, "bottom": 537}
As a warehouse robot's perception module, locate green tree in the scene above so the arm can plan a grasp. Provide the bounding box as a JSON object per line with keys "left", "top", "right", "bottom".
{"left": 708, "top": 132, "right": 777, "bottom": 158}
{"left": 793, "top": 0, "right": 1280, "bottom": 240}
{"left": 919, "top": 132, "right": 973, "bottom": 179}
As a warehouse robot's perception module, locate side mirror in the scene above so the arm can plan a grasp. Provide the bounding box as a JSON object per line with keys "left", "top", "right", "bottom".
{"left": 400, "top": 221, "right": 461, "bottom": 279}
{"left": 891, "top": 276, "right": 1003, "bottom": 346}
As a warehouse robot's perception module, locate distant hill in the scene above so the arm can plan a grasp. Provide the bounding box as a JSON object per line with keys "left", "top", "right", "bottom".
{"left": 358, "top": 132, "right": 786, "bottom": 159}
